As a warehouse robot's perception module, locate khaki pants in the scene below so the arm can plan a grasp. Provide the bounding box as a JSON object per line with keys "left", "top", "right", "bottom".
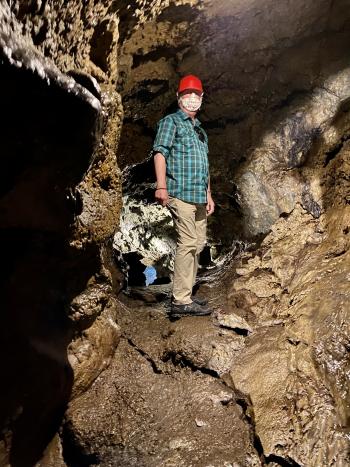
{"left": 167, "top": 197, "right": 207, "bottom": 305}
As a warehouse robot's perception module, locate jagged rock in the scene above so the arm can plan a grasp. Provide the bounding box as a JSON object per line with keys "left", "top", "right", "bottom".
{"left": 64, "top": 338, "right": 260, "bottom": 467}
{"left": 215, "top": 310, "right": 253, "bottom": 335}
{"left": 69, "top": 284, "right": 112, "bottom": 329}
{"left": 1, "top": 0, "right": 350, "bottom": 465}
{"left": 70, "top": 88, "right": 123, "bottom": 249}
{"left": 68, "top": 300, "right": 121, "bottom": 400}
{"left": 227, "top": 142, "right": 350, "bottom": 464}
{"left": 0, "top": 1, "right": 123, "bottom": 464}
{"left": 113, "top": 192, "right": 175, "bottom": 273}
{"left": 35, "top": 434, "right": 67, "bottom": 467}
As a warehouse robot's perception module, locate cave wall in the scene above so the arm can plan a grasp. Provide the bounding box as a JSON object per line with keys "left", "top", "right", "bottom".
{"left": 0, "top": 5, "right": 116, "bottom": 467}
{"left": 226, "top": 122, "right": 350, "bottom": 464}
{"left": 1, "top": 0, "right": 350, "bottom": 465}
{"left": 0, "top": 0, "right": 172, "bottom": 464}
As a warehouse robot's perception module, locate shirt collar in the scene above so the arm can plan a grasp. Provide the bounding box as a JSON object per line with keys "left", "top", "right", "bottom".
{"left": 176, "top": 108, "right": 201, "bottom": 127}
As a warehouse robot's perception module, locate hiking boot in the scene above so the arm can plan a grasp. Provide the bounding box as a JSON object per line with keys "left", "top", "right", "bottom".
{"left": 170, "top": 301, "right": 212, "bottom": 319}
{"left": 191, "top": 295, "right": 208, "bottom": 306}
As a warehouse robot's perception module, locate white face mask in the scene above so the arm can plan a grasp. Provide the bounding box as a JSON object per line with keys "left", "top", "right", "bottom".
{"left": 179, "top": 93, "right": 203, "bottom": 112}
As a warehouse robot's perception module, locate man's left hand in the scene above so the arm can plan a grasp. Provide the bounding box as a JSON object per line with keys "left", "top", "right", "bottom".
{"left": 206, "top": 193, "right": 215, "bottom": 216}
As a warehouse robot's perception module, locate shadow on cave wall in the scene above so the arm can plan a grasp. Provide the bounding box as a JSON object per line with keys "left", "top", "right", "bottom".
{"left": 0, "top": 47, "right": 101, "bottom": 466}
{"left": 309, "top": 95, "right": 350, "bottom": 229}
{"left": 320, "top": 96, "right": 350, "bottom": 172}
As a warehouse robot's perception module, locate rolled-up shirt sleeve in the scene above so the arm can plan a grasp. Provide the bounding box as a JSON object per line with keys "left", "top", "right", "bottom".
{"left": 153, "top": 116, "right": 176, "bottom": 159}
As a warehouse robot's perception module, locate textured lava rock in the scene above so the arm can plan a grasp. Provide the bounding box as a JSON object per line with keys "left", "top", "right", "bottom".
{"left": 2, "top": 0, "right": 350, "bottom": 466}
{"left": 226, "top": 139, "right": 350, "bottom": 464}
{"left": 64, "top": 318, "right": 260, "bottom": 467}
{"left": 0, "top": 2, "right": 122, "bottom": 464}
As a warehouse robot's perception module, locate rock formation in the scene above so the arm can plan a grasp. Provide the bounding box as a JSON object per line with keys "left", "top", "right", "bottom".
{"left": 0, "top": 1, "right": 124, "bottom": 464}
{"left": 0, "top": 0, "right": 349, "bottom": 466}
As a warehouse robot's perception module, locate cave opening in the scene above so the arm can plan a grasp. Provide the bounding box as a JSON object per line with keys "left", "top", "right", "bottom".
{"left": 115, "top": 249, "right": 172, "bottom": 289}
{"left": 118, "top": 246, "right": 213, "bottom": 290}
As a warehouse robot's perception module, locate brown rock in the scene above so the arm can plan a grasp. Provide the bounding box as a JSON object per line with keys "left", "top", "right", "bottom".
{"left": 2, "top": 0, "right": 350, "bottom": 465}
{"left": 68, "top": 300, "right": 121, "bottom": 400}
{"left": 65, "top": 339, "right": 260, "bottom": 466}
{"left": 35, "top": 434, "right": 67, "bottom": 467}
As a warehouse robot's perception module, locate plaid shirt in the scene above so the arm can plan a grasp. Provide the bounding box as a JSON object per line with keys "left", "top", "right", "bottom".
{"left": 153, "top": 108, "right": 209, "bottom": 204}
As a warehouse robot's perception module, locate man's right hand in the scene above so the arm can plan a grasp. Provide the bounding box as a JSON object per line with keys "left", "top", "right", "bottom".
{"left": 155, "top": 188, "right": 169, "bottom": 206}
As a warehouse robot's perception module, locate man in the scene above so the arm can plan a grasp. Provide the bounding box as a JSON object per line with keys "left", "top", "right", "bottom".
{"left": 153, "top": 74, "right": 215, "bottom": 318}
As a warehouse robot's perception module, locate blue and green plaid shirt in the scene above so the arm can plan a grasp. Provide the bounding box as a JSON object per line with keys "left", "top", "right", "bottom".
{"left": 153, "top": 108, "right": 209, "bottom": 204}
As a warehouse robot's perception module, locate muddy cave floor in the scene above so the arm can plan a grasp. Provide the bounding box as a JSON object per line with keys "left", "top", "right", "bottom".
{"left": 71, "top": 272, "right": 270, "bottom": 466}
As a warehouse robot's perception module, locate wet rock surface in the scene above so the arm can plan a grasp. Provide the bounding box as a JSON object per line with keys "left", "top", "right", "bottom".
{"left": 66, "top": 137, "right": 349, "bottom": 465}
{"left": 64, "top": 301, "right": 261, "bottom": 467}
{"left": 1, "top": 0, "right": 350, "bottom": 466}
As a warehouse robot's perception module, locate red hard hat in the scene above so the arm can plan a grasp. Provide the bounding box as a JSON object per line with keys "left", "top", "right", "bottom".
{"left": 178, "top": 74, "right": 203, "bottom": 93}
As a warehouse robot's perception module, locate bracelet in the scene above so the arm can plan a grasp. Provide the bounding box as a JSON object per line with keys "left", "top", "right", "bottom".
{"left": 156, "top": 187, "right": 167, "bottom": 190}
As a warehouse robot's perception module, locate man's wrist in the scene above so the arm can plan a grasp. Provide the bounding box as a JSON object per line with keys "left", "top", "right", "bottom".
{"left": 156, "top": 187, "right": 167, "bottom": 190}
